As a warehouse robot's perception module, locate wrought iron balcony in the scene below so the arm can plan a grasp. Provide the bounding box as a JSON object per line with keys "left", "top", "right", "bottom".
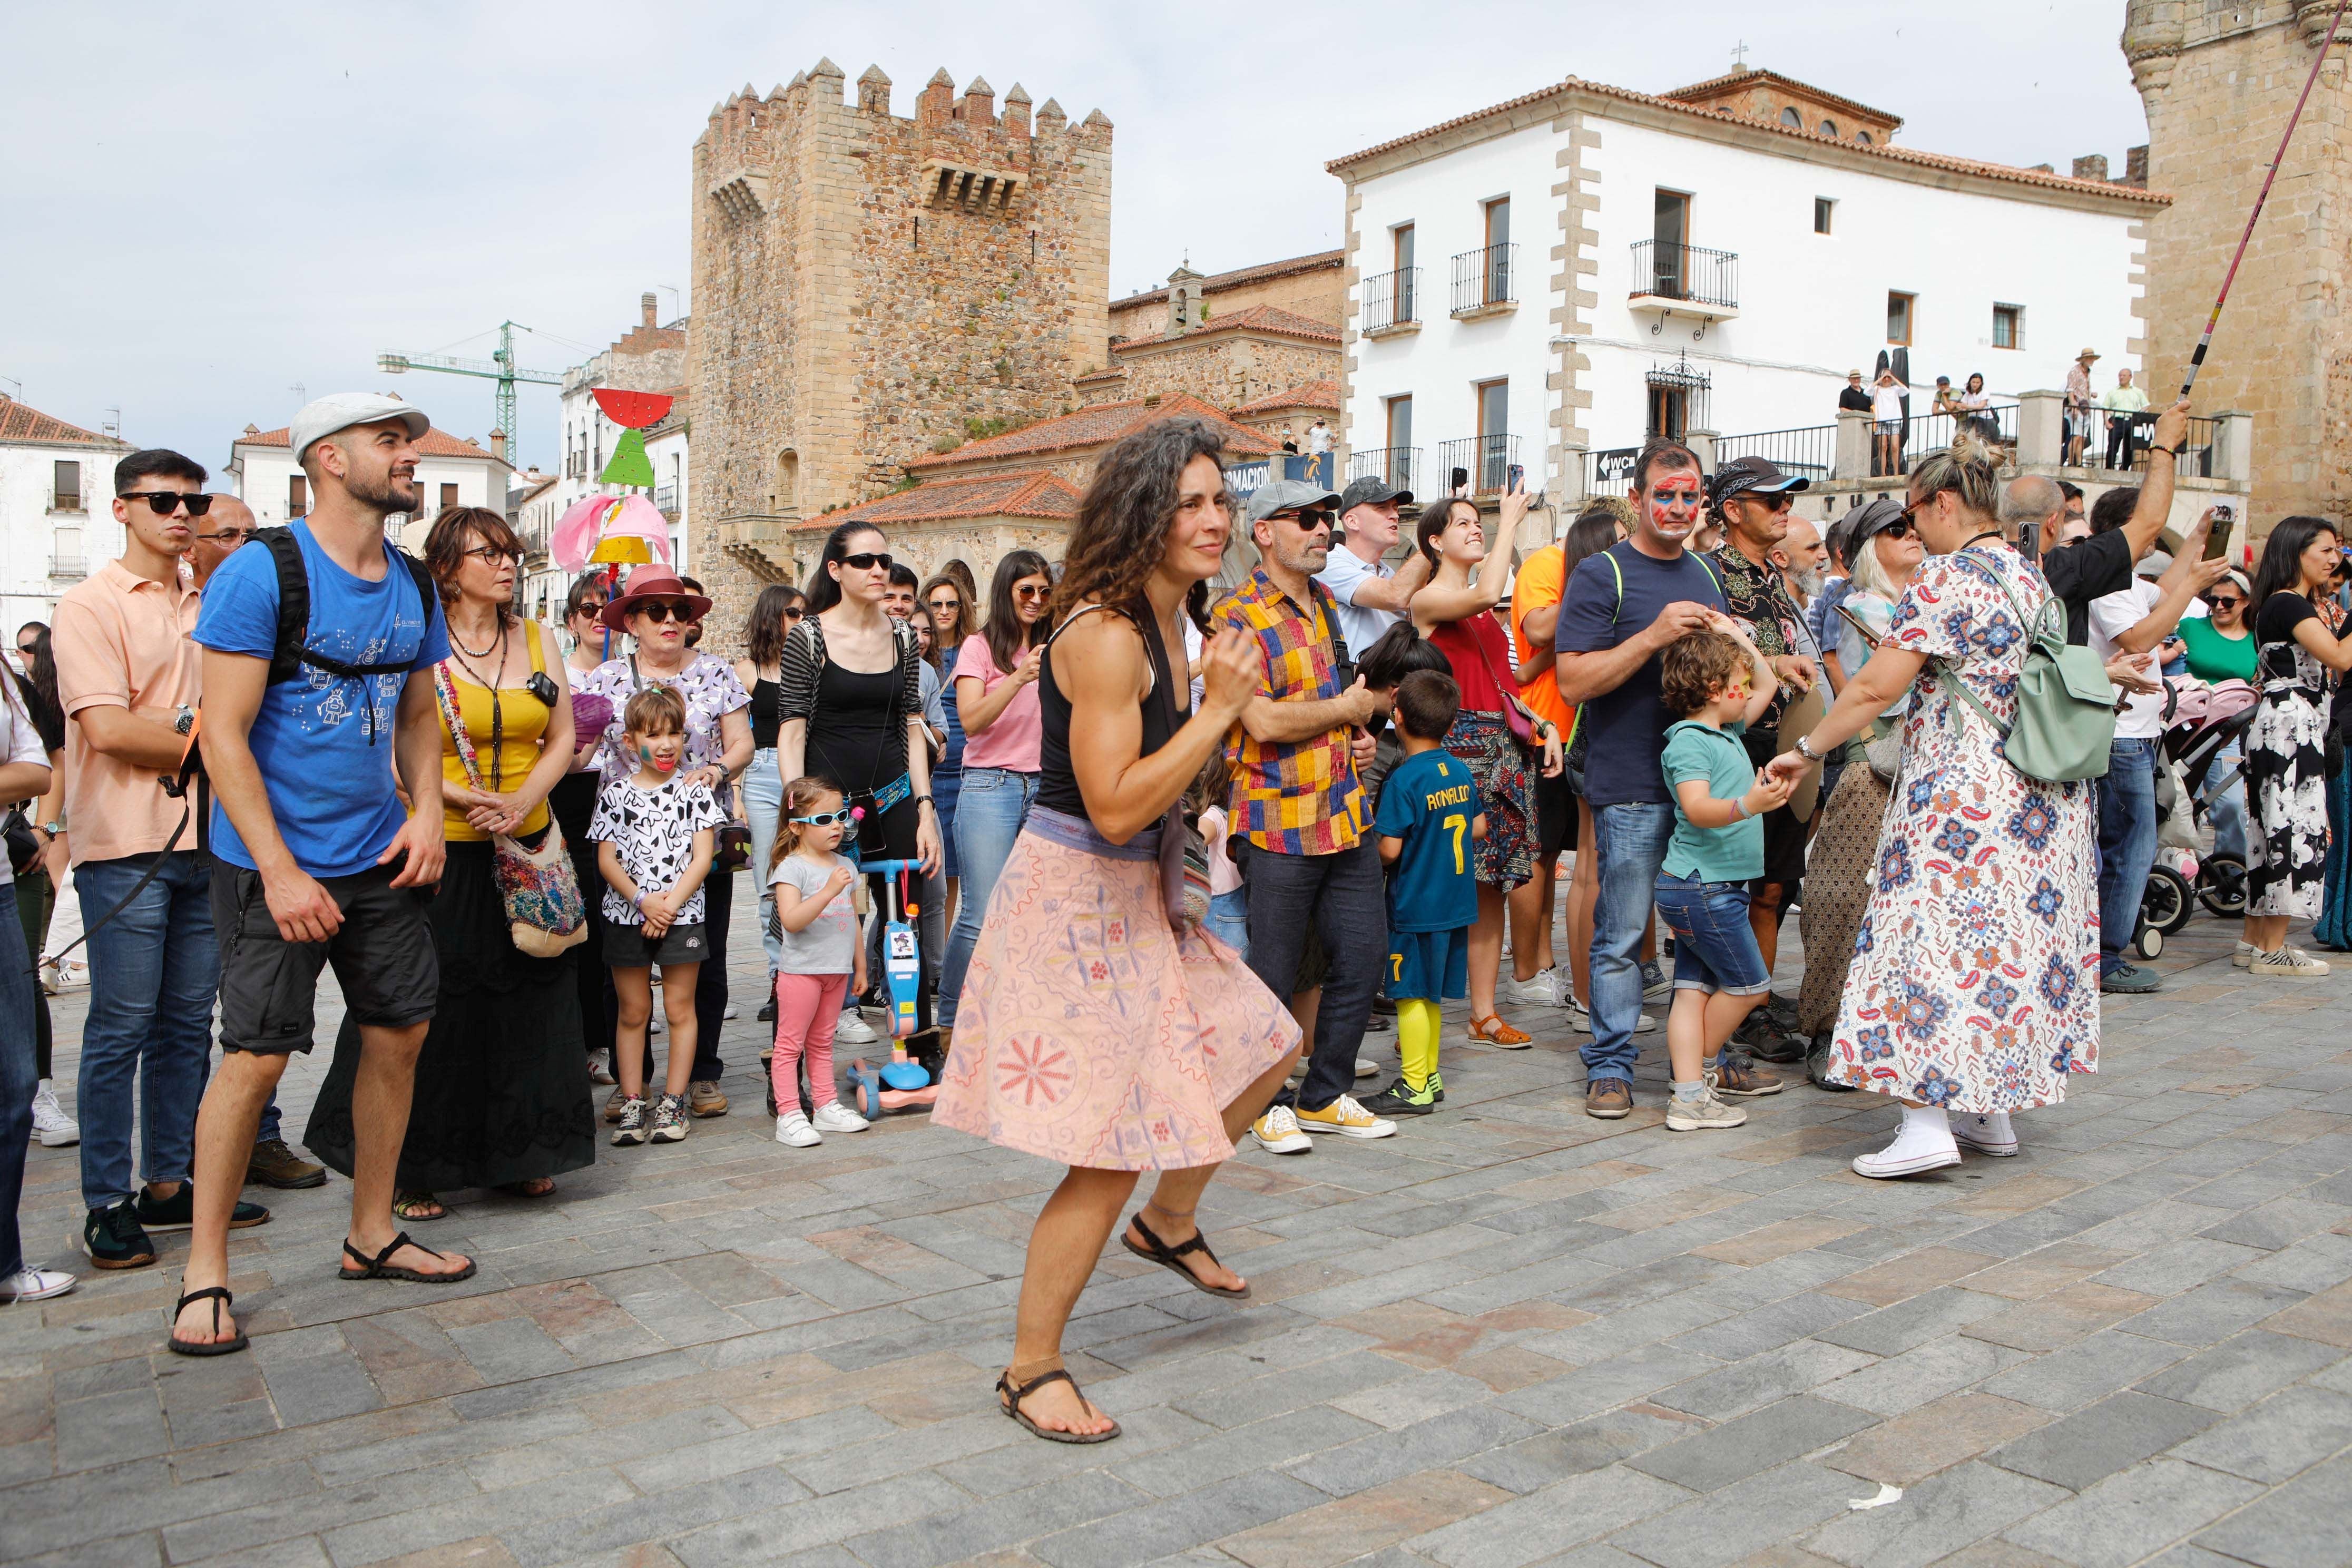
{"left": 1347, "top": 446, "right": 1423, "bottom": 498}
{"left": 655, "top": 484, "right": 680, "bottom": 519}
{"left": 1629, "top": 241, "right": 1739, "bottom": 317}
{"left": 1437, "top": 435, "right": 1521, "bottom": 497}
{"left": 1451, "top": 244, "right": 1517, "bottom": 318}
{"left": 48, "top": 552, "right": 86, "bottom": 579}
{"left": 1361, "top": 267, "right": 1423, "bottom": 336}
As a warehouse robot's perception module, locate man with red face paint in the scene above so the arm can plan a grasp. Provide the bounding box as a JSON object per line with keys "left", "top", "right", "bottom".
{"left": 1553, "top": 438, "right": 1729, "bottom": 1120}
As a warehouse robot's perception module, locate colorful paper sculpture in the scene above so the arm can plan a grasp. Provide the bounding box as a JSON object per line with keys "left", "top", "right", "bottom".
{"left": 551, "top": 493, "right": 672, "bottom": 573}
{"left": 592, "top": 388, "right": 676, "bottom": 489}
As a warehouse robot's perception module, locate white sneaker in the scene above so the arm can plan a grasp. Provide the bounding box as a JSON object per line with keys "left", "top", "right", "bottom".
{"left": 1565, "top": 994, "right": 1592, "bottom": 1027}
{"left": 51, "top": 961, "right": 89, "bottom": 992}
{"left": 1632, "top": 1011, "right": 1660, "bottom": 1034}
{"left": 1355, "top": 1056, "right": 1378, "bottom": 1079}
{"left": 648, "top": 1012, "right": 665, "bottom": 1035}
{"left": 0, "top": 1266, "right": 76, "bottom": 1303}
{"left": 1501, "top": 968, "right": 1563, "bottom": 1008}
{"left": 2233, "top": 940, "right": 2257, "bottom": 969}
{"left": 835, "top": 1010, "right": 880, "bottom": 1044}
{"left": 723, "top": 1002, "right": 740, "bottom": 1021}
{"left": 774, "top": 1111, "right": 821, "bottom": 1148}
{"left": 812, "top": 1101, "right": 870, "bottom": 1133}
{"left": 2249, "top": 945, "right": 2329, "bottom": 978}
{"left": 1665, "top": 1089, "right": 1747, "bottom": 1132}
{"left": 1852, "top": 1115, "right": 1963, "bottom": 1179}
{"left": 1251, "top": 1104, "right": 1312, "bottom": 1155}
{"left": 30, "top": 1083, "right": 77, "bottom": 1148}
{"left": 1952, "top": 1111, "right": 2018, "bottom": 1157}
{"left": 1295, "top": 1093, "right": 1398, "bottom": 1140}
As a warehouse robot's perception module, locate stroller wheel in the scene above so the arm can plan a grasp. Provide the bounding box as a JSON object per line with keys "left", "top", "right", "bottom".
{"left": 2197, "top": 853, "right": 2248, "bottom": 917}
{"left": 2143, "top": 864, "right": 2193, "bottom": 937}
{"left": 2137, "top": 925, "right": 2164, "bottom": 959}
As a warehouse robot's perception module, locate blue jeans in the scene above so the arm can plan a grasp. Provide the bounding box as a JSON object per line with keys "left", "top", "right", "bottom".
{"left": 1652, "top": 874, "right": 1770, "bottom": 996}
{"left": 745, "top": 747, "right": 784, "bottom": 972}
{"left": 75, "top": 852, "right": 218, "bottom": 1212}
{"left": 1585, "top": 802, "right": 1676, "bottom": 1085}
{"left": 2200, "top": 736, "right": 2249, "bottom": 862}
{"left": 1204, "top": 888, "right": 1250, "bottom": 961}
{"left": 938, "top": 767, "right": 1036, "bottom": 1027}
{"left": 2097, "top": 737, "right": 2161, "bottom": 971}
{"left": 0, "top": 884, "right": 36, "bottom": 1277}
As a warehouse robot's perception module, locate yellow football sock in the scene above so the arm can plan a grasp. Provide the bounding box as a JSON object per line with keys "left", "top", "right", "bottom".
{"left": 1398, "top": 999, "right": 1441, "bottom": 1092}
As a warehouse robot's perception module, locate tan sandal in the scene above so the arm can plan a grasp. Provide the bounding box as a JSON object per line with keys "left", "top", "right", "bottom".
{"left": 1469, "top": 1013, "right": 1533, "bottom": 1048}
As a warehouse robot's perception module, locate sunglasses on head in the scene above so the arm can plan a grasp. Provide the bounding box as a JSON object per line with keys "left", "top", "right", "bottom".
{"left": 634, "top": 600, "right": 695, "bottom": 623}
{"left": 790, "top": 810, "right": 854, "bottom": 826}
{"left": 121, "top": 491, "right": 213, "bottom": 517}
{"left": 839, "top": 551, "right": 894, "bottom": 572}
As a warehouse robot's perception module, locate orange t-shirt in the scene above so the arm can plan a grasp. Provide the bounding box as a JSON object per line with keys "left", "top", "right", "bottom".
{"left": 1510, "top": 547, "right": 1576, "bottom": 739}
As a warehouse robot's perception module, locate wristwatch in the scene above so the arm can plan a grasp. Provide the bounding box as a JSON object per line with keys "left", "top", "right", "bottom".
{"left": 1794, "top": 733, "right": 1824, "bottom": 762}
{"left": 174, "top": 705, "right": 194, "bottom": 736}
{"left": 40, "top": 820, "right": 65, "bottom": 836}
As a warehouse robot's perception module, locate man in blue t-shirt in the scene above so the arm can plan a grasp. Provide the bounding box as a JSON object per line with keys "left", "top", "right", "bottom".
{"left": 169, "top": 394, "right": 466, "bottom": 1358}
{"left": 1554, "top": 438, "right": 1728, "bottom": 1120}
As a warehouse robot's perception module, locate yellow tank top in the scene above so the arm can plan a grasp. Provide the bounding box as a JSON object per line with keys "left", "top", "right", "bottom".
{"left": 442, "top": 620, "right": 554, "bottom": 840}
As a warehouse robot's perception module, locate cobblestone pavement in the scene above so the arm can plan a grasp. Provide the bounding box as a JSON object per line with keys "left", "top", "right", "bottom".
{"left": 4, "top": 888, "right": 2350, "bottom": 1568}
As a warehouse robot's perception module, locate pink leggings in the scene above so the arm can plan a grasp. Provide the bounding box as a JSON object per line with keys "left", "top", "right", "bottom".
{"left": 772, "top": 972, "right": 849, "bottom": 1110}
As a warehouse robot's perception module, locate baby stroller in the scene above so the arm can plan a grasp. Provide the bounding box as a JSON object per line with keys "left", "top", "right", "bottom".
{"left": 2139, "top": 678, "right": 2259, "bottom": 952}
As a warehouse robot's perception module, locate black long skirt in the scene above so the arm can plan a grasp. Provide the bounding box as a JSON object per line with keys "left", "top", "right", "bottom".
{"left": 307, "top": 839, "right": 596, "bottom": 1190}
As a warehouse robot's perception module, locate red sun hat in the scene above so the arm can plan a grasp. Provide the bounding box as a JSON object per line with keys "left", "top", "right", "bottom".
{"left": 599, "top": 565, "right": 712, "bottom": 632}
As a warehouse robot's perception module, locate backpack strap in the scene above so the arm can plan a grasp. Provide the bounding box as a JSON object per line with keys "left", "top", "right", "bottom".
{"left": 1603, "top": 544, "right": 1723, "bottom": 628}
{"left": 259, "top": 527, "right": 310, "bottom": 687}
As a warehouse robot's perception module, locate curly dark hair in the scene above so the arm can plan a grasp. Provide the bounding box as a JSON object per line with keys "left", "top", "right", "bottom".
{"left": 1659, "top": 627, "right": 1750, "bottom": 718}
{"left": 422, "top": 506, "right": 523, "bottom": 625}
{"left": 1055, "top": 416, "right": 1231, "bottom": 626}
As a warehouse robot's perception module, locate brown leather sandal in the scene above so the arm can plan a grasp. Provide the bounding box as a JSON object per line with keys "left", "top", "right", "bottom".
{"left": 1121, "top": 1209, "right": 1249, "bottom": 1300}
{"left": 996, "top": 1367, "right": 1121, "bottom": 1444}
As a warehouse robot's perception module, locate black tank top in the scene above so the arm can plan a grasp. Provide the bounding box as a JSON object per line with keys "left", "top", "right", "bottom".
{"left": 1036, "top": 603, "right": 1187, "bottom": 818}
{"left": 749, "top": 676, "right": 780, "bottom": 749}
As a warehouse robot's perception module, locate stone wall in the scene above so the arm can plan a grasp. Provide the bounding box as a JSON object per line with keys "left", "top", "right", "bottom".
{"left": 1097, "top": 334, "right": 1338, "bottom": 412}
{"left": 2128, "top": 0, "right": 2350, "bottom": 527}
{"left": 1108, "top": 260, "right": 1346, "bottom": 341}
{"left": 688, "top": 60, "right": 1112, "bottom": 648}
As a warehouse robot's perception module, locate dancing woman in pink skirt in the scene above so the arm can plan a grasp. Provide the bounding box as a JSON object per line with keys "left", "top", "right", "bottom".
{"left": 932, "top": 417, "right": 1301, "bottom": 1442}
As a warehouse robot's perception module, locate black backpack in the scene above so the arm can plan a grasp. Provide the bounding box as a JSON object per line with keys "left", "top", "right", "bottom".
{"left": 254, "top": 526, "right": 439, "bottom": 741}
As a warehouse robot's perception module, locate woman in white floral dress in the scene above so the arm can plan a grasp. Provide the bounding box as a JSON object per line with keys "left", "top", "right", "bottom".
{"left": 1769, "top": 439, "right": 2099, "bottom": 1178}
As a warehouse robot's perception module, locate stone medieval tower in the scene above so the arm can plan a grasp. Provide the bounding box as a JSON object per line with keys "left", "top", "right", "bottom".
{"left": 2126, "top": 1, "right": 2351, "bottom": 526}
{"left": 688, "top": 60, "right": 1112, "bottom": 630}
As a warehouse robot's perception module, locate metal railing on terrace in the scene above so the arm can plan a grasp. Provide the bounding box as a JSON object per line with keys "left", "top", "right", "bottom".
{"left": 2078, "top": 410, "right": 2220, "bottom": 478}
{"left": 1347, "top": 446, "right": 1423, "bottom": 498}
{"left": 48, "top": 552, "right": 85, "bottom": 580}
{"left": 1438, "top": 435, "right": 1521, "bottom": 497}
{"left": 655, "top": 484, "right": 680, "bottom": 516}
{"left": 1630, "top": 241, "right": 1738, "bottom": 310}
{"left": 1361, "top": 267, "right": 1422, "bottom": 334}
{"left": 1714, "top": 424, "right": 1837, "bottom": 484}
{"left": 1451, "top": 244, "right": 1516, "bottom": 315}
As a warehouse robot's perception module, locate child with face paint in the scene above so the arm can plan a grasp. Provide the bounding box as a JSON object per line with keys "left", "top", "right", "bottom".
{"left": 591, "top": 684, "right": 731, "bottom": 1147}
{"left": 765, "top": 777, "right": 872, "bottom": 1146}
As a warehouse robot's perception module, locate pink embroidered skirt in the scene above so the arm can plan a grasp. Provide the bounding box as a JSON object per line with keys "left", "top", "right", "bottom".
{"left": 932, "top": 807, "right": 1300, "bottom": 1171}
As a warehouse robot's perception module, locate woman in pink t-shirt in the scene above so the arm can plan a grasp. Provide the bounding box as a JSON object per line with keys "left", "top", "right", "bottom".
{"left": 938, "top": 550, "right": 1052, "bottom": 1034}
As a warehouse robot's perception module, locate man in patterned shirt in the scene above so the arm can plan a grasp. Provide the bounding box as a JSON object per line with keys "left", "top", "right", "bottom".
{"left": 1707, "top": 456, "right": 1819, "bottom": 1060}
{"left": 1214, "top": 478, "right": 1389, "bottom": 1147}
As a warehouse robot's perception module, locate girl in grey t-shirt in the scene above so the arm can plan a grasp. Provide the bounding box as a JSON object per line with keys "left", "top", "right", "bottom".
{"left": 765, "top": 778, "right": 870, "bottom": 1146}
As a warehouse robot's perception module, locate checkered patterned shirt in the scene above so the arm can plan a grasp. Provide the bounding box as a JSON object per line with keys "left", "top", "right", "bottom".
{"left": 1212, "top": 569, "right": 1366, "bottom": 856}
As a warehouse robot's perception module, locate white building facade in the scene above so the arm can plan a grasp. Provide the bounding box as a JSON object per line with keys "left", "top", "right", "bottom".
{"left": 225, "top": 413, "right": 514, "bottom": 554}
{"left": 1327, "top": 69, "right": 2165, "bottom": 522}
{"left": 0, "top": 398, "right": 131, "bottom": 634}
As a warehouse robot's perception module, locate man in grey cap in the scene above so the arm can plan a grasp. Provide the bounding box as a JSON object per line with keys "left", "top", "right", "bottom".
{"left": 1315, "top": 475, "right": 1430, "bottom": 656}
{"left": 1213, "top": 478, "right": 1390, "bottom": 1146}
{"left": 171, "top": 394, "right": 462, "bottom": 1355}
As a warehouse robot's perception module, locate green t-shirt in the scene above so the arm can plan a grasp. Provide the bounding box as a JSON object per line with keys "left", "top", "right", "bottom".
{"left": 1661, "top": 718, "right": 1762, "bottom": 883}
{"left": 2177, "top": 614, "right": 2257, "bottom": 684}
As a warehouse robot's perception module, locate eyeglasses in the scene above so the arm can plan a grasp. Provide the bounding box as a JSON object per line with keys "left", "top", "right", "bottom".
{"left": 463, "top": 545, "right": 521, "bottom": 564}
{"left": 1279, "top": 508, "right": 1335, "bottom": 532}
{"left": 1014, "top": 584, "right": 1050, "bottom": 600}
{"left": 633, "top": 600, "right": 695, "bottom": 623}
{"left": 194, "top": 527, "right": 254, "bottom": 545}
{"left": 120, "top": 492, "right": 214, "bottom": 517}
{"left": 839, "top": 551, "right": 894, "bottom": 572}
{"left": 2203, "top": 594, "right": 2245, "bottom": 609}
{"left": 927, "top": 596, "right": 961, "bottom": 612}
{"left": 789, "top": 810, "right": 854, "bottom": 826}
{"left": 783, "top": 606, "right": 805, "bottom": 621}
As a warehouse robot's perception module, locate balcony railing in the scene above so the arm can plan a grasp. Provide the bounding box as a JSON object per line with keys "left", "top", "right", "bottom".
{"left": 2082, "top": 410, "right": 2219, "bottom": 477}
{"left": 654, "top": 484, "right": 680, "bottom": 517}
{"left": 1361, "top": 267, "right": 1422, "bottom": 334}
{"left": 1899, "top": 400, "right": 2019, "bottom": 472}
{"left": 1630, "top": 241, "right": 1739, "bottom": 311}
{"left": 1451, "top": 244, "right": 1517, "bottom": 316}
{"left": 48, "top": 552, "right": 86, "bottom": 579}
{"left": 1347, "top": 446, "right": 1423, "bottom": 498}
{"left": 50, "top": 491, "right": 83, "bottom": 514}
{"left": 1714, "top": 424, "right": 1837, "bottom": 485}
{"left": 1438, "top": 435, "right": 1521, "bottom": 497}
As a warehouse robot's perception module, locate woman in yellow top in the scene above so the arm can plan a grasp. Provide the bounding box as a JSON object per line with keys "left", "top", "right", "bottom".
{"left": 307, "top": 508, "right": 593, "bottom": 1220}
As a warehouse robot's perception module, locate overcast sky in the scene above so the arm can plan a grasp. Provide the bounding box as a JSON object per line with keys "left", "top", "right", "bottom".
{"left": 3, "top": 2, "right": 2150, "bottom": 478}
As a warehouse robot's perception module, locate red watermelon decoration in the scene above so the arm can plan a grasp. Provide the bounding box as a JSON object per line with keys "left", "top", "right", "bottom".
{"left": 592, "top": 388, "right": 675, "bottom": 429}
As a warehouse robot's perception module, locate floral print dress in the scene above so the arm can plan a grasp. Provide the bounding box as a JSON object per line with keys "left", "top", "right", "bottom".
{"left": 1825, "top": 546, "right": 2100, "bottom": 1113}
{"left": 2245, "top": 591, "right": 2334, "bottom": 919}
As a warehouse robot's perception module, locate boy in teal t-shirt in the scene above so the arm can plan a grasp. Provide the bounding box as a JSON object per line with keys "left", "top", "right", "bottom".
{"left": 1654, "top": 622, "right": 1791, "bottom": 1132}
{"left": 1366, "top": 671, "right": 1485, "bottom": 1117}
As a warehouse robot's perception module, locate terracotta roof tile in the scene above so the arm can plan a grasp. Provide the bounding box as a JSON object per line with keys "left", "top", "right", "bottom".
{"left": 1117, "top": 249, "right": 1345, "bottom": 310}
{"left": 818, "top": 469, "right": 1082, "bottom": 527}
{"left": 0, "top": 397, "right": 128, "bottom": 449}
{"left": 908, "top": 391, "right": 1278, "bottom": 470}
{"left": 1113, "top": 305, "right": 1344, "bottom": 352}
{"left": 240, "top": 424, "right": 515, "bottom": 464}
{"left": 1233, "top": 379, "right": 1340, "bottom": 416}
{"left": 1660, "top": 67, "right": 1902, "bottom": 130}
{"left": 1327, "top": 75, "right": 2168, "bottom": 207}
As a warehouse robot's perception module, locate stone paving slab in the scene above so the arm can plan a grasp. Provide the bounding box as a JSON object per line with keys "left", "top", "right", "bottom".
{"left": 3, "top": 890, "right": 2349, "bottom": 1566}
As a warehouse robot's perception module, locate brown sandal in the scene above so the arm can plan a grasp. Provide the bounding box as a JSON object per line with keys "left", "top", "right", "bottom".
{"left": 996, "top": 1367, "right": 1121, "bottom": 1444}
{"left": 1121, "top": 1208, "right": 1249, "bottom": 1300}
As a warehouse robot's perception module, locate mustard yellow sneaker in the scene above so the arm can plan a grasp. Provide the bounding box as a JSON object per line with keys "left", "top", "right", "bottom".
{"left": 1293, "top": 1093, "right": 1397, "bottom": 1140}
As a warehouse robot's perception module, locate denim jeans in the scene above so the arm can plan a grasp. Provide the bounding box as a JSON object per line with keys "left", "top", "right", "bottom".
{"left": 74, "top": 851, "right": 218, "bottom": 1212}
{"left": 1243, "top": 839, "right": 1385, "bottom": 1111}
{"left": 2097, "top": 737, "right": 2161, "bottom": 971}
{"left": 2200, "top": 736, "right": 2249, "bottom": 863}
{"left": 0, "top": 884, "right": 36, "bottom": 1278}
{"left": 1652, "top": 874, "right": 1770, "bottom": 995}
{"left": 1585, "top": 802, "right": 1677, "bottom": 1085}
{"left": 744, "top": 747, "right": 784, "bottom": 973}
{"left": 1204, "top": 888, "right": 1250, "bottom": 961}
{"left": 937, "top": 767, "right": 1036, "bottom": 1027}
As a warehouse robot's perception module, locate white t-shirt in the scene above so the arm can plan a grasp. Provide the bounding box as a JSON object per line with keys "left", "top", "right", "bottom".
{"left": 1314, "top": 544, "right": 1400, "bottom": 659}
{"left": 0, "top": 672, "right": 44, "bottom": 889}
{"left": 587, "top": 775, "right": 731, "bottom": 925}
{"left": 1305, "top": 424, "right": 1333, "bottom": 453}
{"left": 2090, "top": 579, "right": 2167, "bottom": 739}
{"left": 1871, "top": 385, "right": 1905, "bottom": 422}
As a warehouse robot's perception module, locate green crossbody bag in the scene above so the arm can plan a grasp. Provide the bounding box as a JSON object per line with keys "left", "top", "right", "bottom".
{"left": 1937, "top": 552, "right": 2115, "bottom": 784}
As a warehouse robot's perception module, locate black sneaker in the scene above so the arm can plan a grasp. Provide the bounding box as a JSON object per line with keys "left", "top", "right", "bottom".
{"left": 82, "top": 1201, "right": 155, "bottom": 1270}
{"left": 134, "top": 1185, "right": 270, "bottom": 1233}
{"left": 1428, "top": 1069, "right": 1445, "bottom": 1103}
{"left": 757, "top": 995, "right": 777, "bottom": 1023}
{"left": 1807, "top": 1031, "right": 1857, "bottom": 1092}
{"left": 1360, "top": 1075, "right": 1438, "bottom": 1116}
{"left": 1761, "top": 992, "right": 1800, "bottom": 1032}
{"left": 1731, "top": 1012, "right": 1806, "bottom": 1064}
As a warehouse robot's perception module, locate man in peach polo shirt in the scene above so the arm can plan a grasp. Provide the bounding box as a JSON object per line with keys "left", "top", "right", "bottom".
{"left": 53, "top": 452, "right": 269, "bottom": 1271}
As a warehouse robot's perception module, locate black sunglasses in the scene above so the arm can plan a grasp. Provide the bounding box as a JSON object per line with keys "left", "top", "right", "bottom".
{"left": 634, "top": 600, "right": 696, "bottom": 623}
{"left": 783, "top": 606, "right": 805, "bottom": 621}
{"left": 839, "top": 551, "right": 894, "bottom": 572}
{"left": 1879, "top": 518, "right": 1917, "bottom": 540}
{"left": 1280, "top": 507, "right": 1336, "bottom": 531}
{"left": 121, "top": 491, "right": 214, "bottom": 516}
{"left": 2203, "top": 593, "right": 2244, "bottom": 609}
{"left": 573, "top": 601, "right": 608, "bottom": 619}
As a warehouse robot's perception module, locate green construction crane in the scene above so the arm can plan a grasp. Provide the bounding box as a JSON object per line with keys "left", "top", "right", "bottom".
{"left": 376, "top": 321, "right": 562, "bottom": 467}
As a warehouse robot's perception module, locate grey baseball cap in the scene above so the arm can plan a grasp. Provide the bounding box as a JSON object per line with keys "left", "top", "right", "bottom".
{"left": 1245, "top": 477, "right": 1342, "bottom": 525}
{"left": 290, "top": 393, "right": 429, "bottom": 466}
{"left": 1339, "top": 475, "right": 1413, "bottom": 512}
